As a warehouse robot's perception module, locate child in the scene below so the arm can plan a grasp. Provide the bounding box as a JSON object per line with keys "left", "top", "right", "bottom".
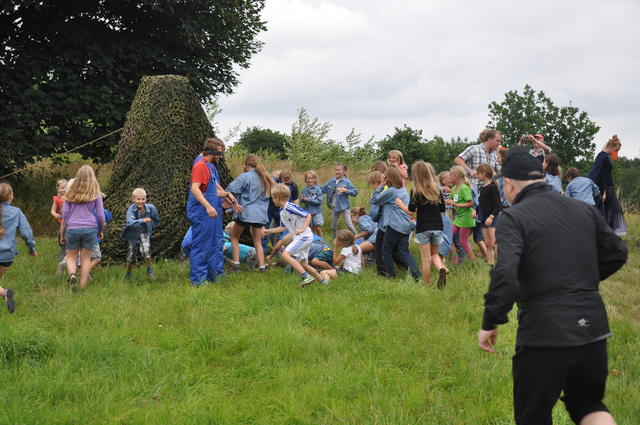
{"left": 564, "top": 167, "right": 601, "bottom": 206}
{"left": 121, "top": 188, "right": 159, "bottom": 279}
{"left": 544, "top": 153, "right": 562, "bottom": 193}
{"left": 387, "top": 150, "right": 409, "bottom": 186}
{"left": 60, "top": 165, "right": 105, "bottom": 291}
{"left": 373, "top": 161, "right": 388, "bottom": 174}
{"left": 445, "top": 166, "right": 475, "bottom": 261}
{"left": 87, "top": 193, "right": 112, "bottom": 280}
{"left": 301, "top": 170, "right": 324, "bottom": 236}
{"left": 226, "top": 154, "right": 273, "bottom": 272}
{"left": 476, "top": 164, "right": 501, "bottom": 267}
{"left": 319, "top": 230, "right": 363, "bottom": 282}
{"left": 278, "top": 170, "right": 299, "bottom": 204}
{"left": 51, "top": 179, "right": 67, "bottom": 274}
{"left": 0, "top": 183, "right": 37, "bottom": 313}
{"left": 471, "top": 186, "right": 489, "bottom": 259}
{"left": 322, "top": 163, "right": 358, "bottom": 238}
{"left": 371, "top": 167, "right": 420, "bottom": 280}
{"left": 496, "top": 147, "right": 511, "bottom": 209}
{"left": 262, "top": 184, "right": 327, "bottom": 287}
{"left": 396, "top": 161, "right": 447, "bottom": 288}
{"left": 350, "top": 207, "right": 377, "bottom": 256}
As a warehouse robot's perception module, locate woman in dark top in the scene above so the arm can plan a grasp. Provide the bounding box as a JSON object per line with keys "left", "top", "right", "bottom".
{"left": 588, "top": 135, "right": 626, "bottom": 235}
{"left": 476, "top": 164, "right": 501, "bottom": 267}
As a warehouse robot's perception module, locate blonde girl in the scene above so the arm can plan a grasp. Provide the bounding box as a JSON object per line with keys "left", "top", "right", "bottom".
{"left": 301, "top": 170, "right": 324, "bottom": 236}
{"left": 0, "top": 183, "right": 37, "bottom": 313}
{"left": 51, "top": 178, "right": 68, "bottom": 274}
{"left": 387, "top": 150, "right": 408, "bottom": 186}
{"left": 350, "top": 207, "right": 377, "bottom": 255}
{"left": 322, "top": 163, "right": 358, "bottom": 238}
{"left": 226, "top": 154, "right": 273, "bottom": 272}
{"left": 396, "top": 161, "right": 447, "bottom": 288}
{"left": 320, "top": 230, "right": 363, "bottom": 282}
{"left": 445, "top": 165, "right": 475, "bottom": 260}
{"left": 60, "top": 165, "right": 105, "bottom": 291}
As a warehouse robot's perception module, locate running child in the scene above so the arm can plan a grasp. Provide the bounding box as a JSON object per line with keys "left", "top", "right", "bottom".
{"left": 395, "top": 161, "right": 446, "bottom": 288}
{"left": 51, "top": 179, "right": 67, "bottom": 275}
{"left": 322, "top": 163, "right": 358, "bottom": 238}
{"left": 226, "top": 154, "right": 273, "bottom": 272}
{"left": 564, "top": 167, "right": 601, "bottom": 205}
{"left": 301, "top": 170, "right": 324, "bottom": 236}
{"left": 476, "top": 164, "right": 501, "bottom": 267}
{"left": 543, "top": 153, "right": 562, "bottom": 193}
{"left": 0, "top": 183, "right": 37, "bottom": 313}
{"left": 319, "top": 230, "right": 363, "bottom": 282}
{"left": 445, "top": 166, "right": 475, "bottom": 261}
{"left": 350, "top": 207, "right": 377, "bottom": 256}
{"left": 121, "top": 187, "right": 159, "bottom": 279}
{"left": 60, "top": 165, "right": 105, "bottom": 291}
{"left": 371, "top": 167, "right": 420, "bottom": 280}
{"left": 262, "top": 184, "right": 327, "bottom": 287}
{"left": 387, "top": 150, "right": 409, "bottom": 186}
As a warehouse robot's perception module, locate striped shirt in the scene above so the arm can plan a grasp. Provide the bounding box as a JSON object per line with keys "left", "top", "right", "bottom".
{"left": 280, "top": 202, "right": 313, "bottom": 237}
{"left": 458, "top": 144, "right": 499, "bottom": 191}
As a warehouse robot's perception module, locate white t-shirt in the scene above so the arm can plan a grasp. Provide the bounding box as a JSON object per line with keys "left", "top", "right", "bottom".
{"left": 340, "top": 245, "right": 362, "bottom": 273}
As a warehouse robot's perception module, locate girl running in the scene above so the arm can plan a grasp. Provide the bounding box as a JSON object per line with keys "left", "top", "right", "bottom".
{"left": 446, "top": 166, "right": 475, "bottom": 261}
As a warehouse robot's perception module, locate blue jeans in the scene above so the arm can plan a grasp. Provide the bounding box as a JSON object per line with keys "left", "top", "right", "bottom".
{"left": 382, "top": 227, "right": 420, "bottom": 280}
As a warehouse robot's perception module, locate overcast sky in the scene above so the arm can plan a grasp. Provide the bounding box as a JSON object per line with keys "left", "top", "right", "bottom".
{"left": 216, "top": 0, "right": 640, "bottom": 158}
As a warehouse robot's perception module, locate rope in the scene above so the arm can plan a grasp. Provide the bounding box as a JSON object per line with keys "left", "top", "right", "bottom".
{"left": 0, "top": 127, "right": 124, "bottom": 180}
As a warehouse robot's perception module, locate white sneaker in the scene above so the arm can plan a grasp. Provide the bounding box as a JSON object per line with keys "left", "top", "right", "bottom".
{"left": 56, "top": 261, "right": 66, "bottom": 277}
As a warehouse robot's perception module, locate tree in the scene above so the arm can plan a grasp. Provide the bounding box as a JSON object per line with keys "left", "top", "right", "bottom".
{"left": 287, "top": 108, "right": 345, "bottom": 169}
{"left": 101, "top": 75, "right": 234, "bottom": 262}
{"left": 237, "top": 127, "right": 290, "bottom": 158}
{"left": 488, "top": 85, "right": 600, "bottom": 165}
{"left": 0, "top": 0, "right": 266, "bottom": 175}
{"left": 376, "top": 126, "right": 425, "bottom": 168}
{"left": 422, "top": 136, "right": 474, "bottom": 174}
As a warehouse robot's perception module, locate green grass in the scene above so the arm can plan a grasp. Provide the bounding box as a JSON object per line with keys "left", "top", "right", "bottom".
{"left": 1, "top": 220, "right": 639, "bottom": 424}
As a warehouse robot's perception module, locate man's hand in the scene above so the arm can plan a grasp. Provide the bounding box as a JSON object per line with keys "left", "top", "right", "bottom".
{"left": 232, "top": 204, "right": 244, "bottom": 214}
{"left": 226, "top": 192, "right": 237, "bottom": 204}
{"left": 206, "top": 205, "right": 218, "bottom": 218}
{"left": 478, "top": 328, "right": 499, "bottom": 353}
{"left": 261, "top": 228, "right": 271, "bottom": 238}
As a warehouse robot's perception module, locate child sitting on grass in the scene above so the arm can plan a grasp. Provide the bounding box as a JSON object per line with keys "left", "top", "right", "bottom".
{"left": 301, "top": 170, "right": 324, "bottom": 236}
{"left": 350, "top": 207, "right": 377, "bottom": 257}
{"left": 0, "top": 183, "right": 37, "bottom": 313}
{"left": 121, "top": 187, "right": 159, "bottom": 280}
{"left": 319, "top": 230, "right": 363, "bottom": 282}
{"left": 262, "top": 184, "right": 327, "bottom": 287}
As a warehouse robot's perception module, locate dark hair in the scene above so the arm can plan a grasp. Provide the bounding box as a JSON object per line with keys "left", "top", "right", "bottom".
{"left": 544, "top": 154, "right": 560, "bottom": 176}
{"left": 565, "top": 167, "right": 580, "bottom": 181}
{"left": 203, "top": 137, "right": 225, "bottom": 152}
{"left": 350, "top": 207, "right": 367, "bottom": 216}
{"left": 385, "top": 167, "right": 402, "bottom": 188}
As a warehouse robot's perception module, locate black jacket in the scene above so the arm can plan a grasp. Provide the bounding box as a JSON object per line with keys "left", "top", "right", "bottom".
{"left": 482, "top": 182, "right": 627, "bottom": 347}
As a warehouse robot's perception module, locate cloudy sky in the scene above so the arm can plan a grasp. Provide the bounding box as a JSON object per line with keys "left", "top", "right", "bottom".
{"left": 216, "top": 0, "right": 640, "bottom": 158}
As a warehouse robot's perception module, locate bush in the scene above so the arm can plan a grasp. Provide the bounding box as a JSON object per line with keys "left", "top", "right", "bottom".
{"left": 237, "top": 127, "right": 290, "bottom": 159}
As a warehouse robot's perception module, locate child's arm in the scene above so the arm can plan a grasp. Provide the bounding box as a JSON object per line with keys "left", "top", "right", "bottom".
{"left": 370, "top": 187, "right": 395, "bottom": 205}
{"left": 267, "top": 239, "right": 285, "bottom": 261}
{"left": 125, "top": 205, "right": 146, "bottom": 226}
{"left": 150, "top": 205, "right": 160, "bottom": 228}
{"left": 50, "top": 199, "right": 60, "bottom": 219}
{"left": 343, "top": 179, "right": 358, "bottom": 197}
{"left": 262, "top": 226, "right": 286, "bottom": 236}
{"left": 295, "top": 214, "right": 312, "bottom": 235}
{"left": 395, "top": 197, "right": 413, "bottom": 215}
{"left": 304, "top": 188, "right": 323, "bottom": 206}
{"left": 18, "top": 210, "right": 37, "bottom": 255}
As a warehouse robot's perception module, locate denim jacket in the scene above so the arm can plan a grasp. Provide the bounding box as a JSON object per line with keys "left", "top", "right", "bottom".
{"left": 0, "top": 202, "right": 36, "bottom": 262}
{"left": 121, "top": 203, "right": 159, "bottom": 241}
{"left": 371, "top": 187, "right": 411, "bottom": 234}
{"left": 358, "top": 214, "right": 378, "bottom": 242}
{"left": 322, "top": 177, "right": 358, "bottom": 211}
{"left": 301, "top": 185, "right": 324, "bottom": 215}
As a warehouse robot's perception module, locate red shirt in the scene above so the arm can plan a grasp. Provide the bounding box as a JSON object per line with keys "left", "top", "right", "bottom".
{"left": 52, "top": 195, "right": 64, "bottom": 223}
{"left": 191, "top": 159, "right": 211, "bottom": 193}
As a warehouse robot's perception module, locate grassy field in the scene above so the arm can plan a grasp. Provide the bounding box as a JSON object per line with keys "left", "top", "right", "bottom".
{"left": 1, "top": 215, "right": 638, "bottom": 424}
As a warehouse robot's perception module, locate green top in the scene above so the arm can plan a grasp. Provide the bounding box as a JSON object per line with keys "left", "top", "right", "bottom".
{"left": 451, "top": 183, "right": 475, "bottom": 228}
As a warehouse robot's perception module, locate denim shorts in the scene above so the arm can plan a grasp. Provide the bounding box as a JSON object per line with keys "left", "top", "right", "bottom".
{"left": 478, "top": 214, "right": 497, "bottom": 228}
{"left": 310, "top": 212, "right": 324, "bottom": 227}
{"left": 415, "top": 230, "right": 443, "bottom": 245}
{"left": 66, "top": 227, "right": 97, "bottom": 250}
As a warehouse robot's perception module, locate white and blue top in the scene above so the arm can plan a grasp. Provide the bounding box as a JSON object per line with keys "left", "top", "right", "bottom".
{"left": 226, "top": 169, "right": 270, "bottom": 224}
{"left": 301, "top": 184, "right": 324, "bottom": 215}
{"left": 545, "top": 174, "right": 562, "bottom": 193}
{"left": 280, "top": 202, "right": 313, "bottom": 238}
{"left": 565, "top": 176, "right": 600, "bottom": 206}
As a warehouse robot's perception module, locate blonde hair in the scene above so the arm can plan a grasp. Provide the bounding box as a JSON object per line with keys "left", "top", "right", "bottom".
{"left": 336, "top": 230, "right": 358, "bottom": 255}
{"left": 368, "top": 171, "right": 384, "bottom": 185}
{"left": 271, "top": 183, "right": 291, "bottom": 201}
{"left": 387, "top": 150, "right": 405, "bottom": 164}
{"left": 449, "top": 165, "right": 470, "bottom": 187}
{"left": 132, "top": 187, "right": 147, "bottom": 199}
{"left": 64, "top": 165, "right": 101, "bottom": 203}
{"left": 304, "top": 170, "right": 318, "bottom": 184}
{"left": 0, "top": 183, "right": 14, "bottom": 239}
{"left": 246, "top": 155, "right": 273, "bottom": 196}
{"left": 56, "top": 179, "right": 68, "bottom": 190}
{"left": 411, "top": 161, "right": 441, "bottom": 204}
{"left": 604, "top": 134, "right": 621, "bottom": 150}
{"left": 385, "top": 167, "right": 403, "bottom": 189}
{"left": 437, "top": 171, "right": 449, "bottom": 186}
{"left": 350, "top": 207, "right": 367, "bottom": 216}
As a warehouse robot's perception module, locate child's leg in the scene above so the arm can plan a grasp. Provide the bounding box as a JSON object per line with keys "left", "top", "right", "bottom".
{"left": 375, "top": 229, "right": 386, "bottom": 275}
{"left": 482, "top": 227, "right": 496, "bottom": 265}
{"left": 310, "top": 258, "right": 333, "bottom": 270}
{"left": 473, "top": 224, "right": 488, "bottom": 258}
{"left": 331, "top": 208, "right": 340, "bottom": 238}
{"left": 229, "top": 222, "right": 245, "bottom": 264}
{"left": 249, "top": 226, "right": 266, "bottom": 268}
{"left": 358, "top": 241, "right": 375, "bottom": 255}
{"left": 0, "top": 265, "right": 8, "bottom": 279}
{"left": 418, "top": 243, "right": 432, "bottom": 286}
{"left": 281, "top": 251, "right": 307, "bottom": 275}
{"left": 343, "top": 210, "right": 357, "bottom": 233}
{"left": 381, "top": 229, "right": 398, "bottom": 277}
{"left": 320, "top": 269, "right": 337, "bottom": 280}
{"left": 300, "top": 260, "right": 324, "bottom": 281}
{"left": 459, "top": 228, "right": 475, "bottom": 260}
{"left": 394, "top": 231, "right": 420, "bottom": 280}
{"left": 78, "top": 248, "right": 92, "bottom": 289}
{"left": 312, "top": 226, "right": 323, "bottom": 237}
{"left": 430, "top": 243, "right": 444, "bottom": 270}
{"left": 66, "top": 249, "right": 79, "bottom": 276}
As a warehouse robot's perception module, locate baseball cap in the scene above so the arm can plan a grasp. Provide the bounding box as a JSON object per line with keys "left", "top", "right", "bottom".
{"left": 494, "top": 147, "right": 544, "bottom": 180}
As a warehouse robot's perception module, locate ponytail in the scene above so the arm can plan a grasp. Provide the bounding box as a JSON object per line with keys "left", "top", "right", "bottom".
{"left": 245, "top": 154, "right": 273, "bottom": 196}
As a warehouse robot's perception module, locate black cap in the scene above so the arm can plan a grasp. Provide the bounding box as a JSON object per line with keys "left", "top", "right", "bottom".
{"left": 495, "top": 147, "right": 544, "bottom": 180}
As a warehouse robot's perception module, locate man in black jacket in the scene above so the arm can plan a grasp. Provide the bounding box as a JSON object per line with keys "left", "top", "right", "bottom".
{"left": 478, "top": 147, "right": 627, "bottom": 425}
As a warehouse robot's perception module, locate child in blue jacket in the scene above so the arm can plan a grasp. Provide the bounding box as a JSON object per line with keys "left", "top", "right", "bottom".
{"left": 301, "top": 170, "right": 324, "bottom": 236}
{"left": 322, "top": 163, "right": 358, "bottom": 238}
{"left": 121, "top": 187, "right": 159, "bottom": 279}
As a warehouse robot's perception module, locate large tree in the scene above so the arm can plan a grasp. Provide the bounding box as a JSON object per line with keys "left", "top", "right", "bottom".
{"left": 488, "top": 85, "right": 600, "bottom": 164}
{"left": 0, "top": 0, "right": 266, "bottom": 174}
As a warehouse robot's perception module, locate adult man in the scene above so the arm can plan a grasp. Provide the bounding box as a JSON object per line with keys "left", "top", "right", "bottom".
{"left": 455, "top": 129, "right": 501, "bottom": 191}
{"left": 518, "top": 133, "right": 552, "bottom": 163}
{"left": 478, "top": 147, "right": 627, "bottom": 425}
{"left": 187, "top": 137, "right": 238, "bottom": 285}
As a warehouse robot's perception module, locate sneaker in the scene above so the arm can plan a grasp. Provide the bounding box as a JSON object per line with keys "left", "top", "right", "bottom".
{"left": 258, "top": 266, "right": 268, "bottom": 273}
{"left": 319, "top": 279, "right": 330, "bottom": 285}
{"left": 437, "top": 268, "right": 447, "bottom": 289}
{"left": 68, "top": 274, "right": 78, "bottom": 292}
{"left": 229, "top": 263, "right": 241, "bottom": 273}
{"left": 56, "top": 261, "right": 66, "bottom": 277}
{"left": 4, "top": 288, "right": 15, "bottom": 313}
{"left": 299, "top": 275, "right": 315, "bottom": 287}
{"left": 147, "top": 270, "right": 155, "bottom": 280}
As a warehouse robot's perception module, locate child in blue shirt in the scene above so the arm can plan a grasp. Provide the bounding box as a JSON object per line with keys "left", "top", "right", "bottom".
{"left": 350, "top": 207, "right": 377, "bottom": 260}
{"left": 564, "top": 167, "right": 601, "bottom": 206}
{"left": 0, "top": 183, "right": 36, "bottom": 313}
{"left": 226, "top": 155, "right": 273, "bottom": 272}
{"left": 322, "top": 163, "right": 358, "bottom": 238}
{"left": 121, "top": 188, "right": 159, "bottom": 279}
{"left": 544, "top": 154, "right": 563, "bottom": 193}
{"left": 301, "top": 170, "right": 324, "bottom": 236}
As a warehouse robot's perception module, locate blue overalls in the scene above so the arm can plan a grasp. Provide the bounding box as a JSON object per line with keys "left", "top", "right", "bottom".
{"left": 187, "top": 156, "right": 224, "bottom": 285}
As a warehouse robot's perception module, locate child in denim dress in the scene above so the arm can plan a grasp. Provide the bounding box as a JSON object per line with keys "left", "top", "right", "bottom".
{"left": 301, "top": 170, "right": 324, "bottom": 236}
